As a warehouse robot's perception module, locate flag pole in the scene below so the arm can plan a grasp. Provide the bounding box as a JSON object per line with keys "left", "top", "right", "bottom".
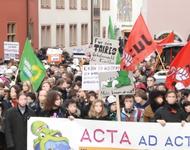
{"left": 14, "top": 69, "right": 19, "bottom": 85}
{"left": 155, "top": 49, "right": 166, "bottom": 71}
{"left": 116, "top": 95, "right": 121, "bottom": 121}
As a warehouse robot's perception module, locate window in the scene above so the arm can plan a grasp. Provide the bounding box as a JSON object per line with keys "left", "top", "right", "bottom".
{"left": 102, "top": 0, "right": 110, "bottom": 10}
{"left": 41, "top": 25, "right": 51, "bottom": 47}
{"left": 81, "top": 24, "right": 88, "bottom": 45}
{"left": 94, "top": 0, "right": 100, "bottom": 8}
{"left": 102, "top": 26, "right": 106, "bottom": 38}
{"left": 81, "top": 0, "right": 88, "bottom": 10}
{"left": 56, "top": 25, "right": 65, "bottom": 47}
{"left": 41, "top": 0, "right": 51, "bottom": 8}
{"left": 70, "top": 24, "right": 77, "bottom": 46}
{"left": 56, "top": 0, "right": 64, "bottom": 9}
{"left": 70, "top": 0, "right": 77, "bottom": 9}
{"left": 28, "top": 22, "right": 34, "bottom": 41}
{"left": 93, "top": 20, "right": 100, "bottom": 37}
{"left": 7, "top": 23, "right": 16, "bottom": 42}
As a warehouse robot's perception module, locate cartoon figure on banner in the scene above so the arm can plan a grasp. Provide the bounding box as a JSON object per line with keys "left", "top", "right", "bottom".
{"left": 31, "top": 121, "right": 71, "bottom": 150}
{"left": 167, "top": 65, "right": 190, "bottom": 89}
{"left": 101, "top": 70, "right": 131, "bottom": 88}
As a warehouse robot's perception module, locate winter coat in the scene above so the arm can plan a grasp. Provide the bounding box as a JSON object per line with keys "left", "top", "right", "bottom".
{"left": 121, "top": 107, "right": 144, "bottom": 122}
{"left": 144, "top": 105, "right": 155, "bottom": 122}
{"left": 43, "top": 107, "right": 66, "bottom": 118}
{"left": 4, "top": 106, "right": 35, "bottom": 150}
{"left": 153, "top": 103, "right": 186, "bottom": 122}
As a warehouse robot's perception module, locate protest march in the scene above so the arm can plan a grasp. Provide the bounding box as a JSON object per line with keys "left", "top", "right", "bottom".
{"left": 0, "top": 12, "right": 190, "bottom": 150}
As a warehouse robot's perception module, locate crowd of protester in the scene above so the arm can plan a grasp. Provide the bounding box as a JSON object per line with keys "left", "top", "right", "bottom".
{"left": 0, "top": 51, "right": 190, "bottom": 150}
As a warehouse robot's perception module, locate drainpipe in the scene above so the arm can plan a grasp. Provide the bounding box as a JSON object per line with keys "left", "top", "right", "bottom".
{"left": 91, "top": 0, "right": 94, "bottom": 43}
{"left": 26, "top": 0, "right": 29, "bottom": 39}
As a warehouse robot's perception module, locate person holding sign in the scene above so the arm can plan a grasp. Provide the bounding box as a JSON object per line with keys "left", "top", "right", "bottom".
{"left": 154, "top": 91, "right": 186, "bottom": 126}
{"left": 121, "top": 95, "right": 144, "bottom": 122}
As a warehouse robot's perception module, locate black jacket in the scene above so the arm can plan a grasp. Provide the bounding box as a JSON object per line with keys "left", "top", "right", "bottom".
{"left": 4, "top": 106, "right": 35, "bottom": 150}
{"left": 153, "top": 103, "right": 186, "bottom": 122}
{"left": 43, "top": 107, "right": 66, "bottom": 118}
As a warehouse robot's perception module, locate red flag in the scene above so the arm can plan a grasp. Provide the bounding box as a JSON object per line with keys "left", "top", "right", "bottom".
{"left": 156, "top": 32, "right": 175, "bottom": 54}
{"left": 165, "top": 41, "right": 190, "bottom": 90}
{"left": 121, "top": 14, "right": 156, "bottom": 71}
{"left": 157, "top": 32, "right": 175, "bottom": 45}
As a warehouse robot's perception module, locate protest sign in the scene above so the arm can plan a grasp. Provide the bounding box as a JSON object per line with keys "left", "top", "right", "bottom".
{"left": 0, "top": 65, "right": 7, "bottom": 74}
{"left": 90, "top": 37, "right": 119, "bottom": 65}
{"left": 47, "top": 48, "right": 62, "bottom": 63}
{"left": 28, "top": 117, "right": 190, "bottom": 150}
{"left": 4, "top": 41, "right": 19, "bottom": 60}
{"left": 73, "top": 47, "right": 86, "bottom": 58}
{"left": 99, "top": 70, "right": 135, "bottom": 97}
{"left": 82, "top": 65, "right": 120, "bottom": 91}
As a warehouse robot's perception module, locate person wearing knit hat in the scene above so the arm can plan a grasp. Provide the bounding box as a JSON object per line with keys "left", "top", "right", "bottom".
{"left": 107, "top": 95, "right": 117, "bottom": 121}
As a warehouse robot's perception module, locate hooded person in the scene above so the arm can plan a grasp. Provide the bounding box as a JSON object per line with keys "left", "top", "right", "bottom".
{"left": 144, "top": 90, "right": 165, "bottom": 122}
{"left": 107, "top": 95, "right": 117, "bottom": 121}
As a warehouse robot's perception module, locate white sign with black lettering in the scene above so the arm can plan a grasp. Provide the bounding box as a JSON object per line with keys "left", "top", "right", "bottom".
{"left": 90, "top": 37, "right": 119, "bottom": 65}
{"left": 4, "top": 42, "right": 19, "bottom": 60}
{"left": 82, "top": 65, "right": 120, "bottom": 91}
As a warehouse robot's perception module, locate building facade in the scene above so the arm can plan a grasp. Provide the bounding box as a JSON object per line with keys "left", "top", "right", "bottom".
{"left": 0, "top": 0, "right": 38, "bottom": 60}
{"left": 38, "top": 0, "right": 91, "bottom": 54}
{"left": 92, "top": 0, "right": 143, "bottom": 40}
{"left": 142, "top": 0, "right": 190, "bottom": 42}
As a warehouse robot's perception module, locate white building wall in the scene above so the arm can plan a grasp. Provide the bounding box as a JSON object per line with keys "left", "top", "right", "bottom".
{"left": 100, "top": 0, "right": 143, "bottom": 39}
{"left": 38, "top": 0, "right": 91, "bottom": 54}
{"left": 100, "top": 0, "right": 117, "bottom": 38}
{"left": 142, "top": 0, "right": 190, "bottom": 42}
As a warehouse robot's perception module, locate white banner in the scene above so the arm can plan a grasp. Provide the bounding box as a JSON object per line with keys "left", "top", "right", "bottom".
{"left": 4, "top": 41, "right": 19, "bottom": 60}
{"left": 90, "top": 37, "right": 119, "bottom": 65}
{"left": 28, "top": 117, "right": 190, "bottom": 150}
{"left": 82, "top": 65, "right": 120, "bottom": 91}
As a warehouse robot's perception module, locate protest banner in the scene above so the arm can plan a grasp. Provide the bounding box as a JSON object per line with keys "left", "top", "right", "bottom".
{"left": 0, "top": 65, "right": 7, "bottom": 74}
{"left": 28, "top": 117, "right": 190, "bottom": 150}
{"left": 82, "top": 65, "right": 120, "bottom": 91}
{"left": 47, "top": 48, "right": 62, "bottom": 63}
{"left": 90, "top": 37, "right": 119, "bottom": 65}
{"left": 73, "top": 47, "right": 86, "bottom": 58}
{"left": 4, "top": 41, "right": 19, "bottom": 60}
{"left": 99, "top": 70, "right": 135, "bottom": 97}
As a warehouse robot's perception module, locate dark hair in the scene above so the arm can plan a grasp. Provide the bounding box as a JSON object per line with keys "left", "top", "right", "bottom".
{"left": 182, "top": 100, "right": 190, "bottom": 108}
{"left": 165, "top": 90, "right": 177, "bottom": 98}
{"left": 65, "top": 100, "right": 77, "bottom": 108}
{"left": 72, "top": 81, "right": 81, "bottom": 89}
{"left": 55, "top": 78, "right": 65, "bottom": 87}
{"left": 87, "top": 91, "right": 97, "bottom": 100}
{"left": 148, "top": 90, "right": 165, "bottom": 112}
{"left": 26, "top": 92, "right": 37, "bottom": 101}
{"left": 182, "top": 89, "right": 190, "bottom": 97}
{"left": 147, "top": 76, "right": 156, "bottom": 81}
{"left": 135, "top": 89, "right": 148, "bottom": 100}
{"left": 123, "top": 95, "right": 134, "bottom": 100}
{"left": 17, "top": 92, "right": 27, "bottom": 99}
{"left": 11, "top": 84, "right": 21, "bottom": 95}
{"left": 122, "top": 95, "right": 135, "bottom": 106}
{"left": 45, "top": 90, "right": 62, "bottom": 111}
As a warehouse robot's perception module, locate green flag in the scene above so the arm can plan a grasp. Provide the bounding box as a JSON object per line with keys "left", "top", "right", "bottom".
{"left": 115, "top": 50, "right": 121, "bottom": 64}
{"left": 19, "top": 39, "right": 46, "bottom": 91}
{"left": 108, "top": 16, "right": 115, "bottom": 39}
